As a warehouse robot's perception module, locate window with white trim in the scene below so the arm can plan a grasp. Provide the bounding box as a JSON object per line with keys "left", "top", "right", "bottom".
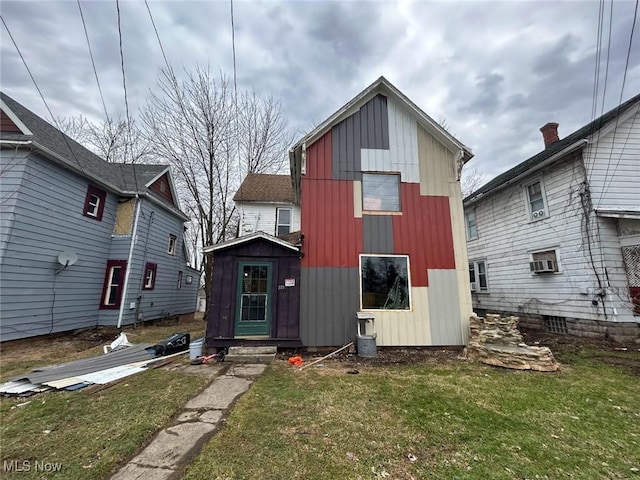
{"left": 143, "top": 262, "right": 157, "bottom": 290}
{"left": 84, "top": 185, "right": 106, "bottom": 221}
{"left": 525, "top": 180, "right": 548, "bottom": 221}
{"left": 177, "top": 271, "right": 183, "bottom": 290}
{"left": 100, "top": 260, "right": 127, "bottom": 309}
{"left": 276, "top": 208, "right": 292, "bottom": 236}
{"left": 465, "top": 209, "right": 478, "bottom": 240}
{"left": 167, "top": 234, "right": 177, "bottom": 255}
{"left": 469, "top": 259, "right": 488, "bottom": 292}
{"left": 360, "top": 254, "right": 410, "bottom": 310}
{"left": 362, "top": 173, "right": 401, "bottom": 212}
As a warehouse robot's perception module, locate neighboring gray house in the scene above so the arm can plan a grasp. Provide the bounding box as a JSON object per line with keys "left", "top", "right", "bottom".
{"left": 464, "top": 93, "right": 640, "bottom": 342}
{"left": 0, "top": 92, "right": 199, "bottom": 341}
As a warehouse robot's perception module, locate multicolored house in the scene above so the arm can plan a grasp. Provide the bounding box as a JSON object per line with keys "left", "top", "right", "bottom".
{"left": 205, "top": 77, "right": 474, "bottom": 348}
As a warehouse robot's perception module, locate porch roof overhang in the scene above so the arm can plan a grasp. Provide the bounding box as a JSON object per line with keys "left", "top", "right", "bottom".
{"left": 202, "top": 231, "right": 300, "bottom": 254}
{"left": 595, "top": 209, "right": 640, "bottom": 220}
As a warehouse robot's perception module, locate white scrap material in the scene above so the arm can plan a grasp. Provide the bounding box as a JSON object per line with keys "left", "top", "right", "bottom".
{"left": 0, "top": 380, "right": 41, "bottom": 395}
{"left": 76, "top": 365, "right": 146, "bottom": 385}
{"left": 103, "top": 332, "right": 132, "bottom": 354}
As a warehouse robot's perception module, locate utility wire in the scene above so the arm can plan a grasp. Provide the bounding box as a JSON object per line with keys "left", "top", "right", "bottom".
{"left": 231, "top": 0, "right": 244, "bottom": 229}
{"left": 1, "top": 14, "right": 88, "bottom": 176}
{"left": 145, "top": 0, "right": 170, "bottom": 70}
{"left": 77, "top": 0, "right": 110, "bottom": 122}
{"left": 597, "top": 0, "right": 639, "bottom": 204}
{"left": 115, "top": 0, "right": 139, "bottom": 191}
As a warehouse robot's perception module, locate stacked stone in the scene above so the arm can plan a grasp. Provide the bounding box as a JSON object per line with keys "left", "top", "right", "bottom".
{"left": 464, "top": 314, "right": 559, "bottom": 372}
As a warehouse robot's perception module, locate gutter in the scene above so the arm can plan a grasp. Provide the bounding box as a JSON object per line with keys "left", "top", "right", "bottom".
{"left": 118, "top": 195, "right": 142, "bottom": 328}
{"left": 464, "top": 139, "right": 588, "bottom": 207}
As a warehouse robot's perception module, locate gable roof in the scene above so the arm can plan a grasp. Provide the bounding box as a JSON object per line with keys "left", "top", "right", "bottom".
{"left": 464, "top": 92, "right": 640, "bottom": 206}
{"left": 0, "top": 92, "right": 187, "bottom": 220}
{"left": 203, "top": 231, "right": 300, "bottom": 253}
{"left": 233, "top": 173, "right": 295, "bottom": 203}
{"left": 290, "top": 76, "right": 473, "bottom": 162}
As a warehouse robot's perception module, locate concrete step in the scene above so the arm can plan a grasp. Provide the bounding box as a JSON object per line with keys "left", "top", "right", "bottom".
{"left": 224, "top": 346, "right": 277, "bottom": 363}
{"left": 228, "top": 346, "right": 277, "bottom": 355}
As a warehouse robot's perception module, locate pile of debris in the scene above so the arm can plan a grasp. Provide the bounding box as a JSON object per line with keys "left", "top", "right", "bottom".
{"left": 463, "top": 314, "right": 559, "bottom": 372}
{"left": 0, "top": 332, "right": 191, "bottom": 396}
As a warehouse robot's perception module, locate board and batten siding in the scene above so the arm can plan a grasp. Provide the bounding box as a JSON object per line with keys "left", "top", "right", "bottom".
{"left": 300, "top": 94, "right": 471, "bottom": 346}
{"left": 0, "top": 153, "right": 116, "bottom": 340}
{"left": 585, "top": 103, "right": 640, "bottom": 212}
{"left": 98, "top": 198, "right": 198, "bottom": 326}
{"left": 238, "top": 203, "right": 301, "bottom": 237}
{"left": 466, "top": 152, "right": 637, "bottom": 323}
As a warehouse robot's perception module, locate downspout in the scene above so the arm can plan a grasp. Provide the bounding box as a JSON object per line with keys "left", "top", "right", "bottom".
{"left": 118, "top": 195, "right": 142, "bottom": 328}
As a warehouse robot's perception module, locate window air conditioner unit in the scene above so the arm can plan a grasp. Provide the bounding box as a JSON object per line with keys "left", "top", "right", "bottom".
{"left": 532, "top": 209, "right": 545, "bottom": 219}
{"left": 470, "top": 282, "right": 478, "bottom": 292}
{"left": 530, "top": 260, "right": 557, "bottom": 273}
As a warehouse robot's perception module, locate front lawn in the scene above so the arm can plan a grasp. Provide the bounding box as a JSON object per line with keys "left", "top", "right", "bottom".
{"left": 184, "top": 351, "right": 640, "bottom": 480}
{"left": 0, "top": 317, "right": 209, "bottom": 479}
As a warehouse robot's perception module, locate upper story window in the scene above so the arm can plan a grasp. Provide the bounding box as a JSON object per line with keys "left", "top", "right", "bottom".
{"left": 465, "top": 210, "right": 478, "bottom": 240}
{"left": 362, "top": 173, "right": 401, "bottom": 212}
{"left": 469, "top": 259, "right": 488, "bottom": 292}
{"left": 276, "top": 208, "right": 292, "bottom": 236}
{"left": 360, "top": 254, "right": 411, "bottom": 310}
{"left": 526, "top": 179, "right": 548, "bottom": 221}
{"left": 143, "top": 263, "right": 157, "bottom": 290}
{"left": 84, "top": 185, "right": 106, "bottom": 221}
{"left": 167, "top": 234, "right": 177, "bottom": 255}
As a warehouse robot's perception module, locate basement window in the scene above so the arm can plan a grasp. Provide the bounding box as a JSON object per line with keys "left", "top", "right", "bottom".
{"left": 360, "top": 254, "right": 410, "bottom": 310}
{"left": 543, "top": 315, "right": 568, "bottom": 334}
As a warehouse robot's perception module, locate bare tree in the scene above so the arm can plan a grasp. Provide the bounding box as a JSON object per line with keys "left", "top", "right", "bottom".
{"left": 461, "top": 166, "right": 486, "bottom": 197}
{"left": 58, "top": 115, "right": 152, "bottom": 164}
{"left": 140, "top": 66, "right": 291, "bottom": 316}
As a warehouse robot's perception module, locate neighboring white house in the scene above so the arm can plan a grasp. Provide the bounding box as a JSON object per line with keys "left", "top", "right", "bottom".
{"left": 464, "top": 93, "right": 640, "bottom": 343}
{"left": 234, "top": 173, "right": 300, "bottom": 238}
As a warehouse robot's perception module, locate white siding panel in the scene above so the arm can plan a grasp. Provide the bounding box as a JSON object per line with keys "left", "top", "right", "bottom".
{"left": 466, "top": 154, "right": 637, "bottom": 322}
{"left": 388, "top": 99, "right": 420, "bottom": 183}
{"left": 361, "top": 149, "right": 391, "bottom": 172}
{"left": 428, "top": 269, "right": 464, "bottom": 345}
{"left": 237, "top": 203, "right": 301, "bottom": 237}
{"left": 586, "top": 105, "right": 640, "bottom": 212}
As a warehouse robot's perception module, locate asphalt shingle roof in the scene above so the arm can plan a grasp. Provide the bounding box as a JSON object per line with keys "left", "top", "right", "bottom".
{"left": 233, "top": 173, "right": 295, "bottom": 203}
{"left": 0, "top": 92, "right": 166, "bottom": 193}
{"left": 464, "top": 92, "right": 640, "bottom": 204}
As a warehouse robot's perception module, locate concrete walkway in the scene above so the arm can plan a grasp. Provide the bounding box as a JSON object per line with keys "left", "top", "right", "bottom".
{"left": 110, "top": 363, "right": 267, "bottom": 480}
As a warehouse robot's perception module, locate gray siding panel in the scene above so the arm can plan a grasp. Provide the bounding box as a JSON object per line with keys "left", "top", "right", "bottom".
{"left": 363, "top": 215, "right": 394, "bottom": 253}
{"left": 0, "top": 153, "right": 115, "bottom": 341}
{"left": 332, "top": 112, "right": 361, "bottom": 181}
{"left": 100, "top": 199, "right": 198, "bottom": 326}
{"left": 300, "top": 267, "right": 359, "bottom": 346}
{"left": 428, "top": 269, "right": 463, "bottom": 345}
{"left": 360, "top": 94, "right": 389, "bottom": 150}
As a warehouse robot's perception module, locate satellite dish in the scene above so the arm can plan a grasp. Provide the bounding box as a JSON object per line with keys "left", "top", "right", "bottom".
{"left": 58, "top": 251, "right": 78, "bottom": 267}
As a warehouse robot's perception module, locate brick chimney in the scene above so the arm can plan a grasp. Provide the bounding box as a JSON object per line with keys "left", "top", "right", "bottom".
{"left": 540, "top": 122, "right": 559, "bottom": 148}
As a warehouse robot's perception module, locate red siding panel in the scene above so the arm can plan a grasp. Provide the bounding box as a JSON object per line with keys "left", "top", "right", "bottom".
{"left": 302, "top": 131, "right": 363, "bottom": 268}
{"left": 149, "top": 173, "right": 175, "bottom": 205}
{"left": 392, "top": 183, "right": 456, "bottom": 286}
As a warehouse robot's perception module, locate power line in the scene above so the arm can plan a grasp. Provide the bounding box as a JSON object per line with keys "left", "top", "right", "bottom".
{"left": 231, "top": 0, "right": 244, "bottom": 227}
{"left": 77, "top": 0, "right": 109, "bottom": 122}
{"left": 597, "top": 0, "right": 639, "bottom": 204}
{"left": 144, "top": 0, "right": 170, "bottom": 70}
{"left": 115, "top": 0, "right": 138, "bottom": 190}
{"left": 1, "top": 14, "right": 87, "bottom": 176}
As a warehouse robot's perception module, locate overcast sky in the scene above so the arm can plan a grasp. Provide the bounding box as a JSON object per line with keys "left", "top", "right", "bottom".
{"left": 1, "top": 0, "right": 638, "bottom": 182}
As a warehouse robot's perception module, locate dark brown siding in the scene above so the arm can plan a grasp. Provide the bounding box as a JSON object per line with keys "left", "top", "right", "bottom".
{"left": 1, "top": 110, "right": 21, "bottom": 132}
{"left": 148, "top": 173, "right": 175, "bottom": 205}
{"left": 206, "top": 238, "right": 301, "bottom": 344}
